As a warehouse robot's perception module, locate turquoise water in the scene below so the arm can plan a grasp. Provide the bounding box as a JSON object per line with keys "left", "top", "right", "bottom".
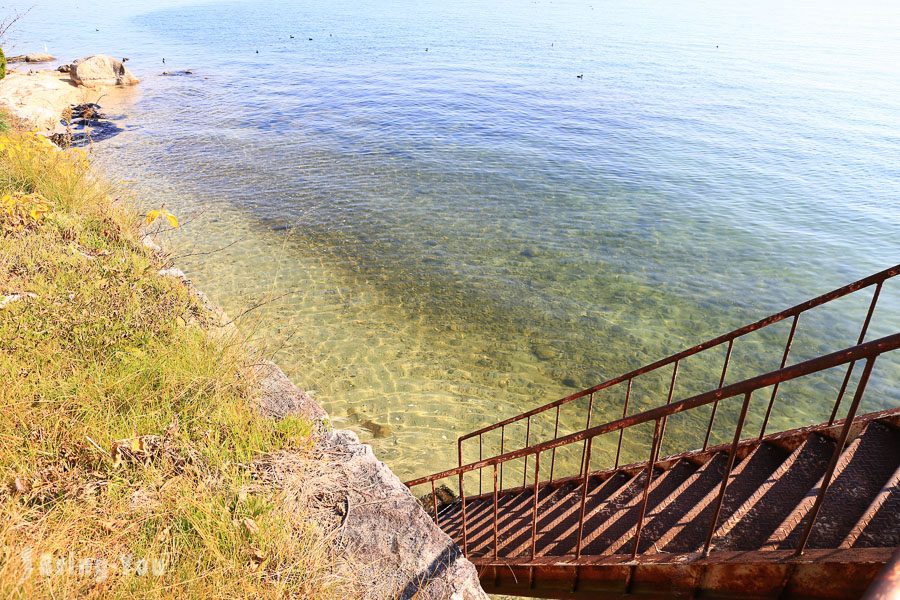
{"left": 6, "top": 0, "right": 899, "bottom": 481}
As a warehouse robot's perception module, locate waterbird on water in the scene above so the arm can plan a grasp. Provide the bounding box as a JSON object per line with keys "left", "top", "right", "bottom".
{"left": 576, "top": 73, "right": 583, "bottom": 79}
{"left": 290, "top": 35, "right": 294, "bottom": 39}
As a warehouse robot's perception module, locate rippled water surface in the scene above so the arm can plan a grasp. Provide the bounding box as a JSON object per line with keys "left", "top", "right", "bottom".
{"left": 8, "top": 0, "right": 900, "bottom": 480}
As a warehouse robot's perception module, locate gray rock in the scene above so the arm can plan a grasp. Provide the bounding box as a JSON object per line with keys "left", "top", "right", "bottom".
{"left": 254, "top": 360, "right": 328, "bottom": 421}
{"left": 256, "top": 430, "right": 488, "bottom": 599}
{"left": 70, "top": 54, "right": 139, "bottom": 88}
{"left": 8, "top": 53, "right": 56, "bottom": 63}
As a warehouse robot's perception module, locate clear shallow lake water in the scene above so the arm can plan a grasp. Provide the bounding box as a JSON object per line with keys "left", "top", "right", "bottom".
{"left": 7, "top": 0, "right": 900, "bottom": 481}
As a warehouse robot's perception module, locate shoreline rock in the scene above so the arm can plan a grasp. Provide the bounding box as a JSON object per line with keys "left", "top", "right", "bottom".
{"left": 8, "top": 53, "right": 56, "bottom": 63}
{"left": 69, "top": 54, "right": 139, "bottom": 88}
{"left": 0, "top": 66, "right": 137, "bottom": 134}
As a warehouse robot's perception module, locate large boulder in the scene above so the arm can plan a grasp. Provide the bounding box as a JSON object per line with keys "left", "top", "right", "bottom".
{"left": 70, "top": 54, "right": 139, "bottom": 88}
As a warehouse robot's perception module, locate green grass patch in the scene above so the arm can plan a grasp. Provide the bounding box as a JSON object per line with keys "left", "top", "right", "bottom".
{"left": 0, "top": 129, "right": 346, "bottom": 598}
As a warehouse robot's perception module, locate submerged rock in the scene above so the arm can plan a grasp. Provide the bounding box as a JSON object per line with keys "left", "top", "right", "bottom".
{"left": 346, "top": 407, "right": 393, "bottom": 438}
{"left": 161, "top": 70, "right": 194, "bottom": 76}
{"left": 360, "top": 419, "right": 392, "bottom": 439}
{"left": 70, "top": 55, "right": 139, "bottom": 88}
{"left": 531, "top": 342, "right": 558, "bottom": 361}
{"left": 417, "top": 484, "right": 457, "bottom": 513}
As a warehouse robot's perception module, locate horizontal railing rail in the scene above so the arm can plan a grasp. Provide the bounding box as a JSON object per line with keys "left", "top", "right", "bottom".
{"left": 409, "top": 333, "right": 899, "bottom": 487}
{"left": 406, "top": 332, "right": 899, "bottom": 561}
{"left": 456, "top": 264, "right": 899, "bottom": 478}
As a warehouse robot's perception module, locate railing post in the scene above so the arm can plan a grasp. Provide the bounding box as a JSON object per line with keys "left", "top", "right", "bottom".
{"left": 796, "top": 356, "right": 877, "bottom": 556}
{"left": 575, "top": 437, "right": 594, "bottom": 559}
{"left": 531, "top": 451, "right": 541, "bottom": 559}
{"left": 760, "top": 313, "right": 800, "bottom": 439}
{"left": 493, "top": 464, "right": 500, "bottom": 559}
{"left": 632, "top": 418, "right": 663, "bottom": 559}
{"left": 479, "top": 434, "right": 483, "bottom": 495}
{"left": 459, "top": 471, "right": 468, "bottom": 557}
{"left": 703, "top": 391, "right": 753, "bottom": 556}
{"left": 431, "top": 481, "right": 439, "bottom": 524}
{"left": 657, "top": 361, "right": 680, "bottom": 455}
{"left": 499, "top": 425, "right": 505, "bottom": 490}
{"left": 704, "top": 338, "right": 734, "bottom": 450}
{"left": 523, "top": 416, "right": 531, "bottom": 487}
{"left": 580, "top": 393, "right": 594, "bottom": 477}
{"left": 615, "top": 378, "right": 632, "bottom": 468}
{"left": 549, "top": 405, "right": 560, "bottom": 482}
{"left": 830, "top": 282, "right": 882, "bottom": 424}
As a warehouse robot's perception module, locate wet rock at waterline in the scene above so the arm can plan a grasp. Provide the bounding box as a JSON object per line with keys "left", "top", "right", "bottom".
{"left": 161, "top": 70, "right": 195, "bottom": 76}
{"left": 69, "top": 55, "right": 139, "bottom": 88}
{"left": 50, "top": 102, "right": 123, "bottom": 148}
{"left": 417, "top": 484, "right": 457, "bottom": 513}
{"left": 8, "top": 53, "right": 56, "bottom": 63}
{"left": 68, "top": 103, "right": 105, "bottom": 120}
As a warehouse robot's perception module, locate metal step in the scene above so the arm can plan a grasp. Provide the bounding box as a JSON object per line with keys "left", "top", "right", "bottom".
{"left": 778, "top": 422, "right": 900, "bottom": 550}
{"left": 638, "top": 451, "right": 730, "bottom": 554}
{"left": 541, "top": 470, "right": 645, "bottom": 556}
{"left": 586, "top": 459, "right": 698, "bottom": 555}
{"left": 664, "top": 440, "right": 790, "bottom": 553}
{"left": 843, "top": 461, "right": 900, "bottom": 549}
{"left": 716, "top": 434, "right": 835, "bottom": 551}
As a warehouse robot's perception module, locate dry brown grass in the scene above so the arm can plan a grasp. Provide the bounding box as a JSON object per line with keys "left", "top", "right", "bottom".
{"left": 0, "top": 127, "right": 353, "bottom": 598}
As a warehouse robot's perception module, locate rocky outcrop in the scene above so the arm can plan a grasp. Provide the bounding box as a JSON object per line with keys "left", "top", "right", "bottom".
{"left": 255, "top": 433, "right": 488, "bottom": 600}
{"left": 8, "top": 53, "right": 56, "bottom": 63}
{"left": 253, "top": 360, "right": 327, "bottom": 420}
{"left": 256, "top": 364, "right": 487, "bottom": 599}
{"left": 69, "top": 55, "right": 139, "bottom": 88}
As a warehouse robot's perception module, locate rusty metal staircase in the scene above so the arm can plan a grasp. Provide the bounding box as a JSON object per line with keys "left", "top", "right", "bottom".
{"left": 405, "top": 265, "right": 900, "bottom": 599}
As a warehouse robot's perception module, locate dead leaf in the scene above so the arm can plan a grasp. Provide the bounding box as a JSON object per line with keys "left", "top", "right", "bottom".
{"left": 248, "top": 548, "right": 266, "bottom": 572}
{"left": 100, "top": 520, "right": 119, "bottom": 533}
{"left": 241, "top": 517, "right": 259, "bottom": 536}
{"left": 12, "top": 476, "right": 30, "bottom": 494}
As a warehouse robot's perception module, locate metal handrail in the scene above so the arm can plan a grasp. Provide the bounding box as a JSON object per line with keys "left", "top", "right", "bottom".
{"left": 456, "top": 264, "right": 899, "bottom": 476}
{"left": 406, "top": 332, "right": 899, "bottom": 560}
{"left": 408, "top": 333, "right": 899, "bottom": 487}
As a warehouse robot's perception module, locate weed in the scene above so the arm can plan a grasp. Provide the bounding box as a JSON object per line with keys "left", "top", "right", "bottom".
{"left": 0, "top": 129, "right": 349, "bottom": 598}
